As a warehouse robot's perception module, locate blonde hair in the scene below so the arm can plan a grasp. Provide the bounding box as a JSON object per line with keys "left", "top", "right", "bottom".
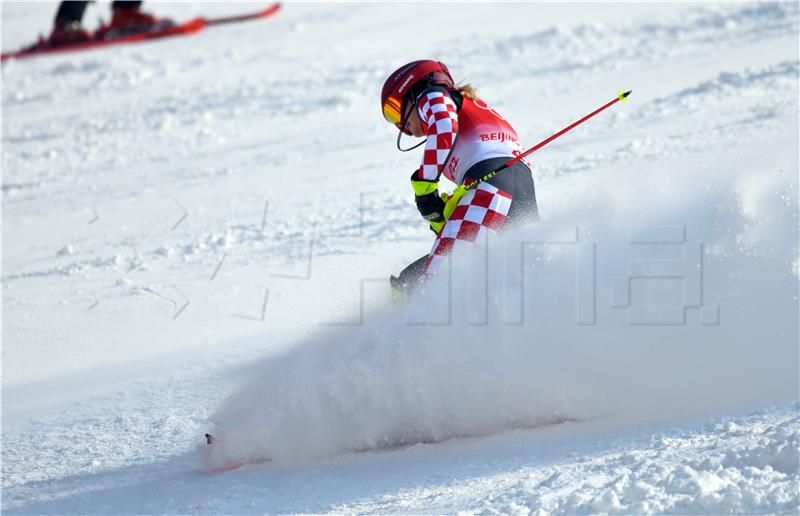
{"left": 458, "top": 83, "right": 478, "bottom": 99}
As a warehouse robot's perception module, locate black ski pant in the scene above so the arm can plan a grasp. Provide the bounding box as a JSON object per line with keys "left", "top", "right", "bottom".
{"left": 55, "top": 1, "right": 143, "bottom": 23}
{"left": 54, "top": 1, "right": 89, "bottom": 23}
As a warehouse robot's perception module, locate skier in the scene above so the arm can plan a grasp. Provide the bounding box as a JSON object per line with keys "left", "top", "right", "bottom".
{"left": 49, "top": 1, "right": 169, "bottom": 45}
{"left": 381, "top": 60, "right": 539, "bottom": 294}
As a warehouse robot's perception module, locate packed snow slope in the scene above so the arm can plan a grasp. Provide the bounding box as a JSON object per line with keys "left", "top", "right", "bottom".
{"left": 3, "top": 1, "right": 799, "bottom": 514}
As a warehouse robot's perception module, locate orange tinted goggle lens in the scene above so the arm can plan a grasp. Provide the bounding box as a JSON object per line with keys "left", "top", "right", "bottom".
{"left": 382, "top": 96, "right": 403, "bottom": 124}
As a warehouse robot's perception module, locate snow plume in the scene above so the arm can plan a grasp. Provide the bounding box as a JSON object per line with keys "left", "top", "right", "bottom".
{"left": 206, "top": 136, "right": 798, "bottom": 467}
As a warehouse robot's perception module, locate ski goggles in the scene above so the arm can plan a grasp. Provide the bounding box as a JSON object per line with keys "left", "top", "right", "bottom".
{"left": 382, "top": 95, "right": 404, "bottom": 125}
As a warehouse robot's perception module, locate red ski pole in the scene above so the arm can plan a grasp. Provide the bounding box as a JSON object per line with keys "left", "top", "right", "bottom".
{"left": 463, "top": 90, "right": 632, "bottom": 190}
{"left": 505, "top": 90, "right": 632, "bottom": 168}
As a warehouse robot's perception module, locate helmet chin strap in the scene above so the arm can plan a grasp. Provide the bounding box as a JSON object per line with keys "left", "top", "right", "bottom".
{"left": 396, "top": 130, "right": 426, "bottom": 152}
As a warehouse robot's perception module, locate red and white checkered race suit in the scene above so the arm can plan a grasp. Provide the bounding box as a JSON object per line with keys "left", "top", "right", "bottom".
{"left": 412, "top": 88, "right": 536, "bottom": 275}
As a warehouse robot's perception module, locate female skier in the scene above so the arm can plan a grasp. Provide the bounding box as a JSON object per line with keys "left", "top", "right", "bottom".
{"left": 381, "top": 60, "right": 539, "bottom": 293}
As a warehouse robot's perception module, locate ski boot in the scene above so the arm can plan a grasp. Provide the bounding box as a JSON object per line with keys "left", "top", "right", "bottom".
{"left": 98, "top": 6, "right": 174, "bottom": 39}
{"left": 46, "top": 20, "right": 92, "bottom": 47}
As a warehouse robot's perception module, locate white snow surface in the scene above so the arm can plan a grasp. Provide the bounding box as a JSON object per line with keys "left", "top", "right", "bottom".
{"left": 2, "top": 1, "right": 799, "bottom": 514}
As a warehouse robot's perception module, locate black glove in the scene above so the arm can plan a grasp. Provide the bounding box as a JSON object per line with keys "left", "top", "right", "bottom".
{"left": 410, "top": 172, "right": 445, "bottom": 223}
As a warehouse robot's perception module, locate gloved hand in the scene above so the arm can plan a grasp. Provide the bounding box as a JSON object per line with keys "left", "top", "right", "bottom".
{"left": 410, "top": 171, "right": 445, "bottom": 226}
{"left": 427, "top": 187, "right": 468, "bottom": 234}
{"left": 442, "top": 185, "right": 467, "bottom": 220}
{"left": 429, "top": 216, "right": 446, "bottom": 235}
{"left": 425, "top": 191, "right": 451, "bottom": 234}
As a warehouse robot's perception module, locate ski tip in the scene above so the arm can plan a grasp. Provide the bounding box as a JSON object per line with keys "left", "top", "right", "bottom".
{"left": 618, "top": 90, "right": 632, "bottom": 102}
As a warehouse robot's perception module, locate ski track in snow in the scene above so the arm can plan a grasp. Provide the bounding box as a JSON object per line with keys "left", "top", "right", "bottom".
{"left": 2, "top": 2, "right": 799, "bottom": 514}
{"left": 3, "top": 405, "right": 798, "bottom": 514}
{"left": 333, "top": 406, "right": 800, "bottom": 515}
{"left": 456, "top": 2, "right": 798, "bottom": 87}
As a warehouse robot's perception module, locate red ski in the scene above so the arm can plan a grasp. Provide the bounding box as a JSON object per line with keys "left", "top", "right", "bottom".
{"left": 1, "top": 19, "right": 205, "bottom": 61}
{"left": 203, "top": 3, "right": 281, "bottom": 26}
{"left": 1, "top": 3, "right": 281, "bottom": 62}
{"left": 199, "top": 434, "right": 271, "bottom": 475}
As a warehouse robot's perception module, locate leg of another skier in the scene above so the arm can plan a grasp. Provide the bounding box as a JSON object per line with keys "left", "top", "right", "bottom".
{"left": 109, "top": 1, "right": 171, "bottom": 31}
{"left": 49, "top": 1, "right": 91, "bottom": 45}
